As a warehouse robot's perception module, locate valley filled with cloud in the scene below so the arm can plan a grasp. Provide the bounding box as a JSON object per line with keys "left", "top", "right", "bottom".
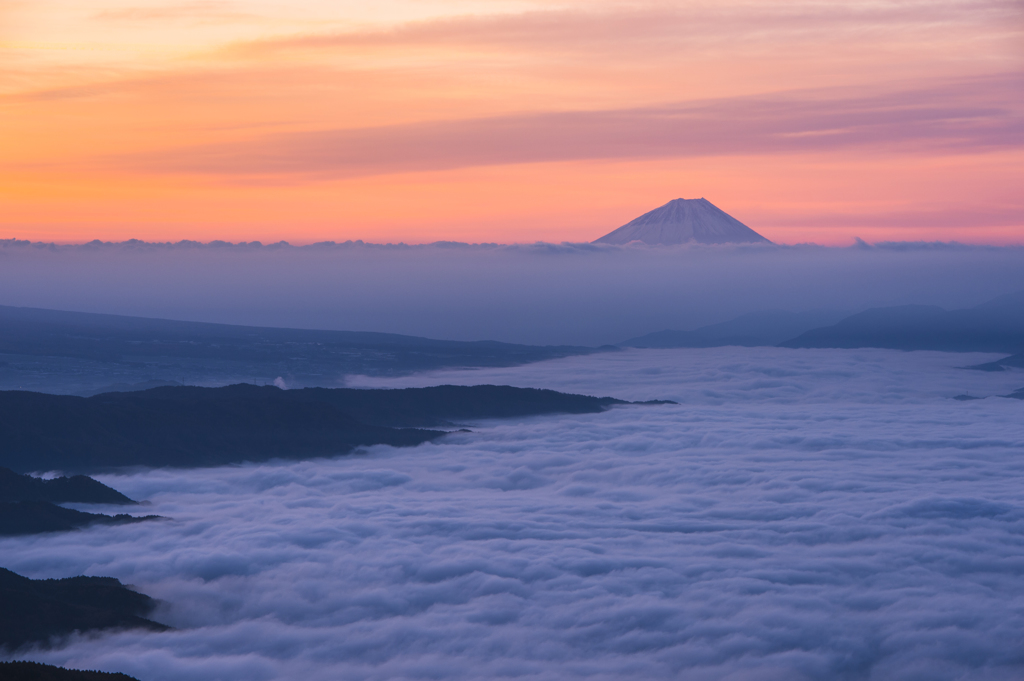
{"left": 5, "top": 348, "right": 1023, "bottom": 680}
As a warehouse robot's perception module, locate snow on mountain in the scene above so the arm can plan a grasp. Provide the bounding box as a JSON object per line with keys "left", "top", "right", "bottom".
{"left": 594, "top": 198, "right": 770, "bottom": 245}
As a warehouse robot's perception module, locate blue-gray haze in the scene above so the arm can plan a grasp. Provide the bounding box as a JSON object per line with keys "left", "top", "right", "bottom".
{"left": 1, "top": 241, "right": 1023, "bottom": 345}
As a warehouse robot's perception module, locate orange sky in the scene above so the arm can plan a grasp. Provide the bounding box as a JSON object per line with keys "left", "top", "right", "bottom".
{"left": 1, "top": 0, "right": 1022, "bottom": 245}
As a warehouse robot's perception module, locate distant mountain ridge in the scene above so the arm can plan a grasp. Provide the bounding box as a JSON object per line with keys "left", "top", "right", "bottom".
{"left": 620, "top": 310, "right": 848, "bottom": 348}
{"left": 0, "top": 305, "right": 607, "bottom": 395}
{"left": 617, "top": 291, "right": 1024, "bottom": 355}
{"left": 595, "top": 198, "right": 770, "bottom": 245}
{"left": 968, "top": 352, "right": 1024, "bottom": 372}
{"left": 779, "top": 291, "right": 1024, "bottom": 353}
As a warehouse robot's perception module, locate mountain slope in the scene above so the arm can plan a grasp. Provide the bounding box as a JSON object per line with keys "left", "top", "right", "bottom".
{"left": 0, "top": 305, "right": 605, "bottom": 395}
{"left": 968, "top": 352, "right": 1024, "bottom": 372}
{"left": 594, "top": 198, "right": 770, "bottom": 245}
{"left": 0, "top": 662, "right": 139, "bottom": 681}
{"left": 0, "top": 568, "right": 166, "bottom": 651}
{"left": 0, "top": 385, "right": 442, "bottom": 473}
{"left": 620, "top": 310, "right": 848, "bottom": 348}
{"left": 0, "top": 384, "right": 661, "bottom": 473}
{"left": 282, "top": 385, "right": 650, "bottom": 427}
{"left": 779, "top": 292, "right": 1024, "bottom": 353}
{"left": 0, "top": 501, "right": 160, "bottom": 537}
{"left": 0, "top": 467, "right": 133, "bottom": 505}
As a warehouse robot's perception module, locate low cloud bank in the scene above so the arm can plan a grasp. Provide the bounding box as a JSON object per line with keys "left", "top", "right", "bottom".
{"left": 3, "top": 348, "right": 1024, "bottom": 680}
{"left": 0, "top": 240, "right": 1022, "bottom": 345}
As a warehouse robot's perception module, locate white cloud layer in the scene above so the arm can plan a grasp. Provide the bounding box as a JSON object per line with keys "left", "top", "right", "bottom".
{"left": 3, "top": 347, "right": 1024, "bottom": 680}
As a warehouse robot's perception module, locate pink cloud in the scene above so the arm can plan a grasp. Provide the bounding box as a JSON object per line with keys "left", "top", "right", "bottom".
{"left": 118, "top": 74, "right": 1023, "bottom": 178}
{"left": 223, "top": 1, "right": 1022, "bottom": 57}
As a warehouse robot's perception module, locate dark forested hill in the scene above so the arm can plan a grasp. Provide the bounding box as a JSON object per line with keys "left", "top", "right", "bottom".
{"left": 0, "top": 568, "right": 166, "bottom": 651}
{"left": 0, "top": 384, "right": 658, "bottom": 473}
{"left": 0, "top": 385, "right": 441, "bottom": 472}
{"left": 0, "top": 468, "right": 133, "bottom": 504}
{"left": 0, "top": 661, "right": 139, "bottom": 680}
{"left": 0, "top": 502, "right": 160, "bottom": 537}
{"left": 0, "top": 469, "right": 157, "bottom": 537}
{"left": 283, "top": 385, "right": 634, "bottom": 427}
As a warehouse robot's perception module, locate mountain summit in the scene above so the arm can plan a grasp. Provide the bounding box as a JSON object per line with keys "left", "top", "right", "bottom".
{"left": 594, "top": 198, "right": 770, "bottom": 245}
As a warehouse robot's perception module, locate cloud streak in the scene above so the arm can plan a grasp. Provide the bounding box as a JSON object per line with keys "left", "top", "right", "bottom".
{"left": 4, "top": 0, "right": 1021, "bottom": 243}
{"left": 120, "top": 75, "right": 1024, "bottom": 178}
{"left": 3, "top": 348, "right": 1024, "bottom": 679}
{"left": 93, "top": 2, "right": 253, "bottom": 23}
{"left": 224, "top": 1, "right": 1023, "bottom": 56}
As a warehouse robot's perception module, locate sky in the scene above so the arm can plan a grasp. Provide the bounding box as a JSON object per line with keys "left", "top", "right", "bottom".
{"left": 2, "top": 0, "right": 1022, "bottom": 245}
{"left": 8, "top": 348, "right": 1024, "bottom": 680}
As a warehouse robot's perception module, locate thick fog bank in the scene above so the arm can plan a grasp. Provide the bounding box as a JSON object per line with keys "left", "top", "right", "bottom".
{"left": 4, "top": 348, "right": 1024, "bottom": 680}
{"left": 1, "top": 241, "right": 1023, "bottom": 345}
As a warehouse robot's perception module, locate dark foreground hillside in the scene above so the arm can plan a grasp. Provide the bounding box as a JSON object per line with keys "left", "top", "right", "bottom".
{"left": 0, "top": 385, "right": 442, "bottom": 473}
{"left": 0, "top": 468, "right": 133, "bottom": 505}
{"left": 0, "top": 661, "right": 139, "bottom": 681}
{"left": 282, "top": 384, "right": 644, "bottom": 427}
{"left": 0, "top": 469, "right": 157, "bottom": 537}
{"left": 0, "top": 384, "right": 659, "bottom": 473}
{"left": 0, "top": 568, "right": 166, "bottom": 651}
{"left": 0, "top": 501, "right": 160, "bottom": 537}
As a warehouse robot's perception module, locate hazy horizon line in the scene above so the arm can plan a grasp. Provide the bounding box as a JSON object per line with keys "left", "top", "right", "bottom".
{"left": 3, "top": 237, "right": 1022, "bottom": 252}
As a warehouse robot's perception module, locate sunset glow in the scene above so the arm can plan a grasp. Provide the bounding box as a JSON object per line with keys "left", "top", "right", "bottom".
{"left": 2, "top": 0, "right": 1022, "bottom": 244}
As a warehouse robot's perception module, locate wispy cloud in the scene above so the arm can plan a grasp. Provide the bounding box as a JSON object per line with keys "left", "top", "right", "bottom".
{"left": 3, "top": 0, "right": 1021, "bottom": 244}
{"left": 222, "top": 1, "right": 1023, "bottom": 57}
{"left": 119, "top": 74, "right": 1024, "bottom": 178}
{"left": 93, "top": 1, "right": 256, "bottom": 23}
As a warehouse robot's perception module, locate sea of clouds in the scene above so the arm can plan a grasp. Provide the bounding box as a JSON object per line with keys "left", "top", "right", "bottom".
{"left": 3, "top": 347, "right": 1024, "bottom": 680}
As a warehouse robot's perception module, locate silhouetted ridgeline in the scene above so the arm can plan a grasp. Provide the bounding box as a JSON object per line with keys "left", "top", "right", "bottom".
{"left": 779, "top": 291, "right": 1024, "bottom": 353}
{"left": 0, "top": 305, "right": 598, "bottom": 366}
{"left": 0, "top": 385, "right": 439, "bottom": 473}
{"left": 0, "top": 568, "right": 166, "bottom": 651}
{"left": 619, "top": 310, "right": 847, "bottom": 348}
{"left": 0, "top": 469, "right": 158, "bottom": 537}
{"left": 0, "top": 502, "right": 161, "bottom": 537}
{"left": 969, "top": 352, "right": 1024, "bottom": 372}
{"left": 619, "top": 290, "right": 1024, "bottom": 352}
{"left": 0, "top": 305, "right": 607, "bottom": 395}
{"left": 0, "top": 661, "right": 139, "bottom": 681}
{"left": 281, "top": 385, "right": 650, "bottom": 427}
{"left": 0, "top": 384, "right": 664, "bottom": 473}
{"left": 0, "top": 468, "right": 133, "bottom": 505}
